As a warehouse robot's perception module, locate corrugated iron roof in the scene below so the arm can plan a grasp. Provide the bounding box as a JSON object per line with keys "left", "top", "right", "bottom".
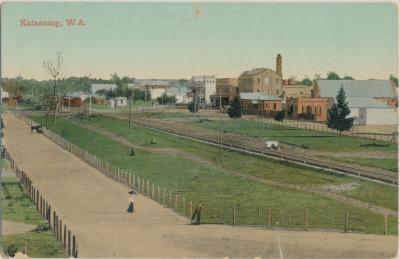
{"left": 347, "top": 97, "right": 392, "bottom": 108}
{"left": 317, "top": 80, "right": 396, "bottom": 98}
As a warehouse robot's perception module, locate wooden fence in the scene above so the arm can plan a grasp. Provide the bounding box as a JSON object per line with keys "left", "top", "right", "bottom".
{"left": 143, "top": 106, "right": 398, "bottom": 143}
{"left": 12, "top": 112, "right": 395, "bottom": 235}
{"left": 2, "top": 148, "right": 78, "bottom": 257}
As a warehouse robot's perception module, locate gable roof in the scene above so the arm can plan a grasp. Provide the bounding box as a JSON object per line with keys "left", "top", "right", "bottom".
{"left": 317, "top": 80, "right": 396, "bottom": 98}
{"left": 346, "top": 97, "right": 393, "bottom": 109}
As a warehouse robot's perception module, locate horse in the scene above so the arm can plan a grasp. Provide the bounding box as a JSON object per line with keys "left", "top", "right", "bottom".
{"left": 30, "top": 125, "right": 43, "bottom": 134}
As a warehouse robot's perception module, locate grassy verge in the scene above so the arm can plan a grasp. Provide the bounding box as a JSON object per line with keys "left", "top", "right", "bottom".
{"left": 1, "top": 176, "right": 66, "bottom": 257}
{"left": 327, "top": 157, "right": 398, "bottom": 172}
{"left": 1, "top": 159, "right": 10, "bottom": 169}
{"left": 190, "top": 119, "right": 397, "bottom": 152}
{"left": 31, "top": 115, "right": 398, "bottom": 235}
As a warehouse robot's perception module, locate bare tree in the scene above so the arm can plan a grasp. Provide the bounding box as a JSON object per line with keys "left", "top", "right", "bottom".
{"left": 42, "top": 51, "right": 65, "bottom": 125}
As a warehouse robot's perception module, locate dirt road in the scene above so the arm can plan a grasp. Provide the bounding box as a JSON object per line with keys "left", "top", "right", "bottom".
{"left": 3, "top": 113, "right": 398, "bottom": 258}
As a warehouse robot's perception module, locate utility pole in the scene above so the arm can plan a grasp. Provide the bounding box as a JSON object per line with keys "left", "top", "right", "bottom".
{"left": 89, "top": 84, "right": 92, "bottom": 116}
{"left": 219, "top": 89, "right": 222, "bottom": 164}
{"left": 129, "top": 90, "right": 132, "bottom": 136}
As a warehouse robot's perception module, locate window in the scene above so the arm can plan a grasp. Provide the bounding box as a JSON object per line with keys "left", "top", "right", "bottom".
{"left": 273, "top": 103, "right": 277, "bottom": 110}
{"left": 257, "top": 78, "right": 260, "bottom": 84}
{"left": 276, "top": 90, "right": 279, "bottom": 94}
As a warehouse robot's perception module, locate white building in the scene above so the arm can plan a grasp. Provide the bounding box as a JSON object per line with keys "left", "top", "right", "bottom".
{"left": 109, "top": 97, "right": 127, "bottom": 108}
{"left": 128, "top": 80, "right": 168, "bottom": 100}
{"left": 166, "top": 87, "right": 190, "bottom": 104}
{"left": 190, "top": 76, "right": 216, "bottom": 105}
{"left": 317, "top": 80, "right": 398, "bottom": 125}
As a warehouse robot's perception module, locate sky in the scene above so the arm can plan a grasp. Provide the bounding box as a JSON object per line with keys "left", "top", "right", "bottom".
{"left": 1, "top": 2, "right": 398, "bottom": 81}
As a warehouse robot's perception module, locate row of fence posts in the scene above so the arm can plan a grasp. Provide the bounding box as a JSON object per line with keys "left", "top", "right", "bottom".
{"left": 3, "top": 148, "right": 78, "bottom": 257}
{"left": 15, "top": 112, "right": 391, "bottom": 234}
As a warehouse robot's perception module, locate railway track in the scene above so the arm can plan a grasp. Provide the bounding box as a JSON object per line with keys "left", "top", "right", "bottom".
{"left": 98, "top": 112, "right": 397, "bottom": 186}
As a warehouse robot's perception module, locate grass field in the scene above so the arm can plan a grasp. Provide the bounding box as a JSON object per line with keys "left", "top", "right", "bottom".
{"left": 1, "top": 159, "right": 10, "bottom": 169}
{"left": 329, "top": 157, "right": 398, "bottom": 172}
{"left": 1, "top": 176, "right": 66, "bottom": 257}
{"left": 31, "top": 115, "right": 398, "bottom": 234}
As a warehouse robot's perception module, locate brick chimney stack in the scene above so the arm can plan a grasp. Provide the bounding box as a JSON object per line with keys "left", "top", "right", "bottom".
{"left": 276, "top": 54, "right": 282, "bottom": 75}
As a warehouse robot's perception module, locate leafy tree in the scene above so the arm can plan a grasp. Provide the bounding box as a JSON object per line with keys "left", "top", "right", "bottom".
{"left": 188, "top": 101, "right": 199, "bottom": 113}
{"left": 299, "top": 77, "right": 313, "bottom": 86}
{"left": 274, "top": 111, "right": 285, "bottom": 122}
{"left": 1, "top": 77, "right": 27, "bottom": 97}
{"left": 343, "top": 75, "right": 354, "bottom": 80}
{"left": 390, "top": 74, "right": 398, "bottom": 87}
{"left": 326, "top": 71, "right": 341, "bottom": 80}
{"left": 157, "top": 93, "right": 176, "bottom": 105}
{"left": 227, "top": 96, "right": 242, "bottom": 118}
{"left": 327, "top": 86, "right": 354, "bottom": 132}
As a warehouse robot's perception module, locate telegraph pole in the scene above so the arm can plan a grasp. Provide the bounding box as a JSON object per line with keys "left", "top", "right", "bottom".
{"left": 128, "top": 90, "right": 132, "bottom": 136}
{"left": 219, "top": 89, "right": 222, "bottom": 164}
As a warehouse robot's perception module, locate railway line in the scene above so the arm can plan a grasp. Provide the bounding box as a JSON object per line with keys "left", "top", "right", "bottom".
{"left": 99, "top": 112, "right": 398, "bottom": 186}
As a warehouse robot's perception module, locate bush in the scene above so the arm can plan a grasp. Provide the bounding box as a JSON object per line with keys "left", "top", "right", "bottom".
{"left": 157, "top": 94, "right": 176, "bottom": 105}
{"left": 6, "top": 244, "right": 18, "bottom": 257}
{"left": 227, "top": 96, "right": 241, "bottom": 118}
{"left": 274, "top": 111, "right": 285, "bottom": 122}
{"left": 34, "top": 223, "right": 50, "bottom": 232}
{"left": 188, "top": 102, "right": 199, "bottom": 113}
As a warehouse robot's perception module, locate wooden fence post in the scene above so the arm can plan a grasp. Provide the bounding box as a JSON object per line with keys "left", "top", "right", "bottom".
{"left": 72, "top": 235, "right": 76, "bottom": 258}
{"left": 47, "top": 205, "right": 51, "bottom": 226}
{"left": 268, "top": 207, "right": 271, "bottom": 227}
{"left": 151, "top": 183, "right": 155, "bottom": 199}
{"left": 157, "top": 186, "right": 160, "bottom": 201}
{"left": 175, "top": 194, "right": 178, "bottom": 210}
{"left": 384, "top": 213, "right": 388, "bottom": 235}
{"left": 305, "top": 209, "right": 308, "bottom": 231}
{"left": 163, "top": 188, "right": 166, "bottom": 204}
{"left": 169, "top": 192, "right": 172, "bottom": 207}
{"left": 53, "top": 211, "right": 56, "bottom": 235}
{"left": 36, "top": 190, "right": 39, "bottom": 210}
{"left": 63, "top": 225, "right": 67, "bottom": 249}
{"left": 182, "top": 198, "right": 186, "bottom": 215}
{"left": 232, "top": 207, "right": 236, "bottom": 225}
{"left": 344, "top": 210, "right": 349, "bottom": 233}
{"left": 68, "top": 230, "right": 71, "bottom": 257}
{"left": 189, "top": 201, "right": 193, "bottom": 217}
{"left": 59, "top": 219, "right": 62, "bottom": 242}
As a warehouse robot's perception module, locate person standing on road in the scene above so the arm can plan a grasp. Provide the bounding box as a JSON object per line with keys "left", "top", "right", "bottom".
{"left": 191, "top": 203, "right": 202, "bottom": 224}
{"left": 127, "top": 190, "right": 136, "bottom": 213}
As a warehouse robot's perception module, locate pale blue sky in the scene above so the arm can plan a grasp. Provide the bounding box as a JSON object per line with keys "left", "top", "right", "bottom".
{"left": 1, "top": 2, "right": 398, "bottom": 80}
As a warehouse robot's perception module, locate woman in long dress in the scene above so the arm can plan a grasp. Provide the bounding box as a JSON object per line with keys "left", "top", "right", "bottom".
{"left": 127, "top": 191, "right": 136, "bottom": 213}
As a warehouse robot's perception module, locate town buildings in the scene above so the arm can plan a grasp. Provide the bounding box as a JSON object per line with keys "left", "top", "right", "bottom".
{"left": 189, "top": 76, "right": 216, "bottom": 105}
{"left": 240, "top": 92, "right": 283, "bottom": 116}
{"left": 238, "top": 54, "right": 283, "bottom": 96}
{"left": 316, "top": 80, "right": 398, "bottom": 125}
{"left": 109, "top": 97, "right": 127, "bottom": 108}
{"left": 128, "top": 80, "right": 169, "bottom": 100}
{"left": 210, "top": 78, "right": 239, "bottom": 107}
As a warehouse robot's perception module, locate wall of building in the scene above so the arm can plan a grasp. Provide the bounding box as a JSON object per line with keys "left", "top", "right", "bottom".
{"left": 238, "top": 69, "right": 283, "bottom": 96}
{"left": 359, "top": 108, "right": 398, "bottom": 125}
{"left": 282, "top": 84, "right": 312, "bottom": 98}
{"left": 287, "top": 97, "right": 331, "bottom": 122}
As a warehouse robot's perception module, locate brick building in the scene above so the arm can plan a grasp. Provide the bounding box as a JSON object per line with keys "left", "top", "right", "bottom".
{"left": 240, "top": 92, "right": 283, "bottom": 116}
{"left": 210, "top": 78, "right": 239, "bottom": 107}
{"left": 238, "top": 54, "right": 283, "bottom": 96}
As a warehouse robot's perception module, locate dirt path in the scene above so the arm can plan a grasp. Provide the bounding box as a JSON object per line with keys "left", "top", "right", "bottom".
{"left": 3, "top": 113, "right": 398, "bottom": 258}
{"left": 75, "top": 119, "right": 397, "bottom": 217}
{"left": 2, "top": 220, "right": 36, "bottom": 235}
